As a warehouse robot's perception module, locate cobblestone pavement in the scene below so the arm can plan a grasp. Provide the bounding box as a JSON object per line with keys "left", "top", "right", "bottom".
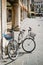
{"left": 0, "top": 17, "right": 43, "bottom": 65}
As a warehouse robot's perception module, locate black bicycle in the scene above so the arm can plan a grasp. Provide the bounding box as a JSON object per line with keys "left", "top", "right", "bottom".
{"left": 3, "top": 26, "right": 36, "bottom": 60}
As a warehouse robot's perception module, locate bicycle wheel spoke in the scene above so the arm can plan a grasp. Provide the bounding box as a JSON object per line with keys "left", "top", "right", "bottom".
{"left": 22, "top": 38, "right": 36, "bottom": 53}
{"left": 8, "top": 40, "right": 18, "bottom": 60}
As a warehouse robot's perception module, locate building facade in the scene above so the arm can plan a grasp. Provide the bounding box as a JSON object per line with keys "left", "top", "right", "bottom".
{"left": 34, "top": 1, "right": 43, "bottom": 15}
{"left": 20, "top": 0, "right": 32, "bottom": 20}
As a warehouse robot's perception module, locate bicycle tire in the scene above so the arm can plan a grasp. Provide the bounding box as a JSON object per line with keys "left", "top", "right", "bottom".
{"left": 8, "top": 40, "right": 18, "bottom": 61}
{"left": 22, "top": 38, "right": 36, "bottom": 53}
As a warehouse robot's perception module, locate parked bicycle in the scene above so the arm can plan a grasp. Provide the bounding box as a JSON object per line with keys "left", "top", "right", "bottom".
{"left": 2, "top": 26, "right": 36, "bottom": 60}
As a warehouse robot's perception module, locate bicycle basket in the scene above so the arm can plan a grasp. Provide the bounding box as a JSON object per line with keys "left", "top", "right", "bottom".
{"left": 3, "top": 29, "right": 13, "bottom": 40}
{"left": 30, "top": 32, "right": 36, "bottom": 38}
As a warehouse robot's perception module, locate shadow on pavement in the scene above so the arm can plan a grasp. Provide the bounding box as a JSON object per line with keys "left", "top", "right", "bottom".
{"left": 4, "top": 60, "right": 15, "bottom": 65}
{"left": 3, "top": 52, "right": 30, "bottom": 65}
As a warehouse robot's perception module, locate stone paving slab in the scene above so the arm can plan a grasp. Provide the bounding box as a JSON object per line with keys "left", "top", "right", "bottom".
{"left": 0, "top": 17, "right": 43, "bottom": 65}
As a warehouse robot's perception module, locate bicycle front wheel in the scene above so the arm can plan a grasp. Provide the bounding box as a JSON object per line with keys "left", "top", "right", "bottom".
{"left": 8, "top": 40, "right": 18, "bottom": 61}
{"left": 22, "top": 38, "right": 36, "bottom": 53}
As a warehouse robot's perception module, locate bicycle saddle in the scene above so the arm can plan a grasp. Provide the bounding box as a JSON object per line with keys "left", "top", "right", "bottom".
{"left": 22, "top": 29, "right": 25, "bottom": 31}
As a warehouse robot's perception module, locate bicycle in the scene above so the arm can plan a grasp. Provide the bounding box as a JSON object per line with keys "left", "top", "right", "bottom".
{"left": 2, "top": 26, "right": 36, "bottom": 60}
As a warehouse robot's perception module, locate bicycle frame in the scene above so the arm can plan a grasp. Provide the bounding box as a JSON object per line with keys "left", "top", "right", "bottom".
{"left": 18, "top": 29, "right": 35, "bottom": 40}
{"left": 17, "top": 27, "right": 36, "bottom": 48}
{"left": 2, "top": 27, "right": 36, "bottom": 52}
{"left": 5, "top": 27, "right": 36, "bottom": 61}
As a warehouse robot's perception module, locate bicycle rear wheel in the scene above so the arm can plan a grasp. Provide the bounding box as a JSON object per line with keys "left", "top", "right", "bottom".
{"left": 22, "top": 38, "right": 36, "bottom": 53}
{"left": 8, "top": 40, "right": 18, "bottom": 60}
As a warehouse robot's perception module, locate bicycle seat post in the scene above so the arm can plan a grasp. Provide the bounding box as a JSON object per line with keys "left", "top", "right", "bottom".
{"left": 9, "top": 28, "right": 14, "bottom": 40}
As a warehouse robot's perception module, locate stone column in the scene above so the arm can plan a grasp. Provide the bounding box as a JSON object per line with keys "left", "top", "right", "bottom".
{"left": 12, "top": 0, "right": 20, "bottom": 31}
{"left": 27, "top": 0, "right": 31, "bottom": 17}
{"left": 20, "top": 0, "right": 23, "bottom": 21}
{"left": 2, "top": 0, "right": 7, "bottom": 58}
{"left": 23, "top": 0, "right": 27, "bottom": 19}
